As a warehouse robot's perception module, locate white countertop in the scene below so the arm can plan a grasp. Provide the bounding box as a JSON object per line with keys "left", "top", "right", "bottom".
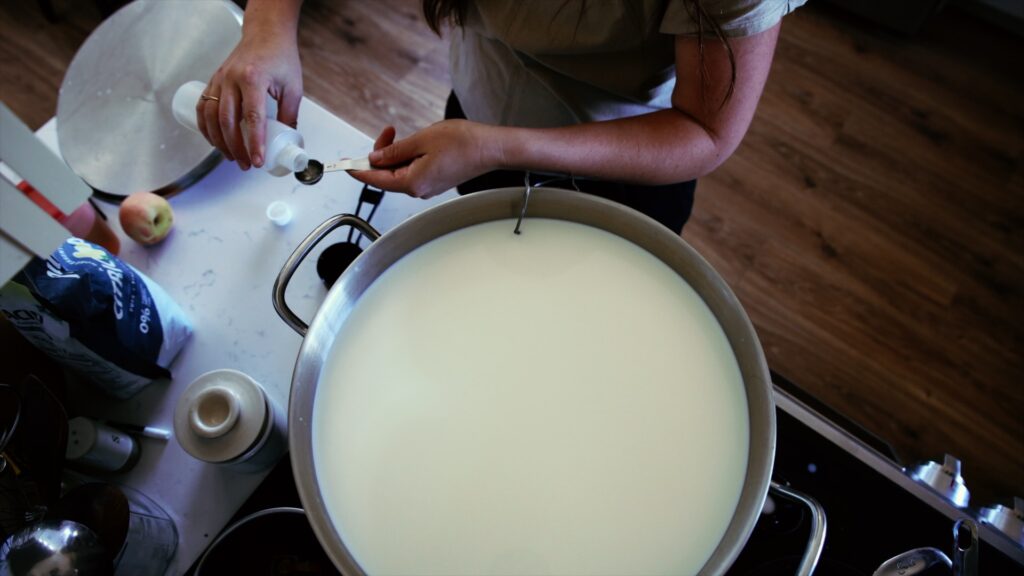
{"left": 33, "top": 97, "right": 456, "bottom": 574}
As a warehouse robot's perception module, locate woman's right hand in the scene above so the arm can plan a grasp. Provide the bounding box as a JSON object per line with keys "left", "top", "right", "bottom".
{"left": 196, "top": 1, "right": 304, "bottom": 170}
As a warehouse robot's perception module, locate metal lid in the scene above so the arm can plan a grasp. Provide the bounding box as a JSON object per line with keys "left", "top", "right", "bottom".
{"left": 56, "top": 0, "right": 243, "bottom": 197}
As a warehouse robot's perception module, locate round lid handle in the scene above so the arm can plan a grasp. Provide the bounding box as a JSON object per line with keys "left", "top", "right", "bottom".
{"left": 979, "top": 496, "right": 1024, "bottom": 546}
{"left": 910, "top": 454, "right": 970, "bottom": 508}
{"left": 189, "top": 386, "right": 241, "bottom": 439}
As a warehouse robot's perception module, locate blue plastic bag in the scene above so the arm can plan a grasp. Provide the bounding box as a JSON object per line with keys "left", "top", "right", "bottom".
{"left": 0, "top": 238, "right": 192, "bottom": 399}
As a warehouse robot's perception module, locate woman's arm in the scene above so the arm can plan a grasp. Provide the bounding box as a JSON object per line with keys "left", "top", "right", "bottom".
{"left": 352, "top": 24, "right": 780, "bottom": 198}
{"left": 197, "top": 0, "right": 304, "bottom": 170}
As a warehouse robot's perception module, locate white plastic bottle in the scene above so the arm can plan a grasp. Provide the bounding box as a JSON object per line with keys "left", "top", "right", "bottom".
{"left": 172, "top": 80, "right": 309, "bottom": 176}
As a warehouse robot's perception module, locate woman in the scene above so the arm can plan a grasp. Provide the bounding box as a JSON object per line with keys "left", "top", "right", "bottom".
{"left": 197, "top": 0, "right": 805, "bottom": 233}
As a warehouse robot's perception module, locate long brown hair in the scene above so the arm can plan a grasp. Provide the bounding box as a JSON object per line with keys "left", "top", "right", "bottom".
{"left": 685, "top": 0, "right": 737, "bottom": 107}
{"left": 423, "top": 0, "right": 466, "bottom": 33}
{"left": 421, "top": 0, "right": 736, "bottom": 108}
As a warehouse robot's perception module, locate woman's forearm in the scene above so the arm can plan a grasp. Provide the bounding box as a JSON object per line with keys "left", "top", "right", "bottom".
{"left": 357, "top": 113, "right": 728, "bottom": 199}
{"left": 493, "top": 108, "right": 729, "bottom": 186}
{"left": 241, "top": 0, "right": 304, "bottom": 40}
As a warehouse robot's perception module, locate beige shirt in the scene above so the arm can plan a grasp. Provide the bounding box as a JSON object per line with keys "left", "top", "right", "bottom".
{"left": 450, "top": 0, "right": 806, "bottom": 127}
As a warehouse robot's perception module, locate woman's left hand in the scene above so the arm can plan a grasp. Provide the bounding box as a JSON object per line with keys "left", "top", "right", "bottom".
{"left": 349, "top": 120, "right": 503, "bottom": 199}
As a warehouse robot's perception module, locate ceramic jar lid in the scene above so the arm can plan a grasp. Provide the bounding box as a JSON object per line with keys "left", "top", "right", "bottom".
{"left": 174, "top": 369, "right": 267, "bottom": 464}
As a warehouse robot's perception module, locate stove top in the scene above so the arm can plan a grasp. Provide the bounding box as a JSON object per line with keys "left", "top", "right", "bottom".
{"left": 728, "top": 376, "right": 1023, "bottom": 575}
{"left": 203, "top": 376, "right": 1024, "bottom": 575}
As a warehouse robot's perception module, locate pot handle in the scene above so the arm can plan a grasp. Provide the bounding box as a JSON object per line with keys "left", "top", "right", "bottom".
{"left": 272, "top": 214, "right": 380, "bottom": 336}
{"left": 769, "top": 481, "right": 827, "bottom": 576}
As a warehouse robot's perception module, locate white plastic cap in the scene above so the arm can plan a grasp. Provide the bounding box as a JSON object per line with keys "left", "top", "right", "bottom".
{"left": 266, "top": 200, "right": 293, "bottom": 227}
{"left": 172, "top": 80, "right": 208, "bottom": 134}
{"left": 277, "top": 142, "right": 309, "bottom": 173}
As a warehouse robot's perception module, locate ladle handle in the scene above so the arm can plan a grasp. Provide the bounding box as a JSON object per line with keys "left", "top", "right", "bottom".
{"left": 770, "top": 481, "right": 827, "bottom": 576}
{"left": 952, "top": 518, "right": 978, "bottom": 576}
{"left": 273, "top": 214, "right": 380, "bottom": 336}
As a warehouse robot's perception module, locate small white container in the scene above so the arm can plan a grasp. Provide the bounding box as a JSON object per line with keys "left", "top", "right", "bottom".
{"left": 66, "top": 417, "right": 139, "bottom": 472}
{"left": 171, "top": 80, "right": 309, "bottom": 177}
{"left": 173, "top": 368, "right": 285, "bottom": 473}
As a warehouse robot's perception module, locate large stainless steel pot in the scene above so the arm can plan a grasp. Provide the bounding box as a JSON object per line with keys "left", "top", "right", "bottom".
{"left": 274, "top": 187, "right": 823, "bottom": 575}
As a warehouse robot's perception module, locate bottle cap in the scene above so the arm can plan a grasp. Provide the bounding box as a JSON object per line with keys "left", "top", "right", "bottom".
{"left": 277, "top": 142, "right": 309, "bottom": 173}
{"left": 266, "top": 201, "right": 293, "bottom": 227}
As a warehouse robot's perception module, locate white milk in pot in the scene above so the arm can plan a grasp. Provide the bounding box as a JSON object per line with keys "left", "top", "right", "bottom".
{"left": 313, "top": 218, "right": 750, "bottom": 575}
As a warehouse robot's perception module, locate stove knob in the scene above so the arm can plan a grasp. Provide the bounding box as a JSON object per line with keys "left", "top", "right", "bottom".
{"left": 910, "top": 454, "right": 970, "bottom": 508}
{"left": 979, "top": 496, "right": 1024, "bottom": 546}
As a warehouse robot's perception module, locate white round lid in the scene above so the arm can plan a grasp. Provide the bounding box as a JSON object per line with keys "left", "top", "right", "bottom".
{"left": 175, "top": 369, "right": 267, "bottom": 463}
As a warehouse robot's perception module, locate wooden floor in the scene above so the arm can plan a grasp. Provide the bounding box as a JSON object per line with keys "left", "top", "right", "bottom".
{"left": 2, "top": 0, "right": 1021, "bottom": 506}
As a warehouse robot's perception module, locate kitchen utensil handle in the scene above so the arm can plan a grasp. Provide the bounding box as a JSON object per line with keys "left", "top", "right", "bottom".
{"left": 273, "top": 214, "right": 380, "bottom": 336}
{"left": 770, "top": 481, "right": 827, "bottom": 576}
{"left": 872, "top": 548, "right": 951, "bottom": 576}
{"left": 952, "top": 518, "right": 978, "bottom": 576}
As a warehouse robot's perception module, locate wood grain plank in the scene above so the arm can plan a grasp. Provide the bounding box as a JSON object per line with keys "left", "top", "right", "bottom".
{"left": 299, "top": 0, "right": 450, "bottom": 138}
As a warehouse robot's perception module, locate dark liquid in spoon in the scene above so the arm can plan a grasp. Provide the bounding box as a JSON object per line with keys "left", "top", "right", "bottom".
{"left": 294, "top": 159, "right": 324, "bottom": 185}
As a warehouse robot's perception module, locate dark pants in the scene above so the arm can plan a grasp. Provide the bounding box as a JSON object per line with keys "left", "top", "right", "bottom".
{"left": 444, "top": 93, "right": 696, "bottom": 234}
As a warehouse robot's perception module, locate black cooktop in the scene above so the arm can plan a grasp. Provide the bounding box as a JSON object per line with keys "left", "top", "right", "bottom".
{"left": 728, "top": 376, "right": 1022, "bottom": 575}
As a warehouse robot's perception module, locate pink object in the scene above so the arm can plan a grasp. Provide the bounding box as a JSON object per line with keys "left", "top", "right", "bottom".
{"left": 17, "top": 180, "right": 120, "bottom": 255}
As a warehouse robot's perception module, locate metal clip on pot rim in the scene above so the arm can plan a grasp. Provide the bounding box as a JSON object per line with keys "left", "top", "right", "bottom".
{"left": 513, "top": 172, "right": 531, "bottom": 235}
{"left": 513, "top": 171, "right": 581, "bottom": 235}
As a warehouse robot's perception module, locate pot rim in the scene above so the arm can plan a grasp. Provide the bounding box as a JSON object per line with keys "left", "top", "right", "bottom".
{"left": 194, "top": 507, "right": 307, "bottom": 575}
{"left": 285, "top": 187, "right": 775, "bottom": 575}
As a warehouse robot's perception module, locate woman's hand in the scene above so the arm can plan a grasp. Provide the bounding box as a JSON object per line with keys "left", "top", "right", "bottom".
{"left": 196, "top": 0, "right": 304, "bottom": 170}
{"left": 350, "top": 120, "right": 504, "bottom": 199}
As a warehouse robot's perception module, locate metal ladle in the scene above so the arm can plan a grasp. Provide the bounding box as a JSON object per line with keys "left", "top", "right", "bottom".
{"left": 0, "top": 520, "right": 109, "bottom": 576}
{"left": 873, "top": 518, "right": 978, "bottom": 576}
